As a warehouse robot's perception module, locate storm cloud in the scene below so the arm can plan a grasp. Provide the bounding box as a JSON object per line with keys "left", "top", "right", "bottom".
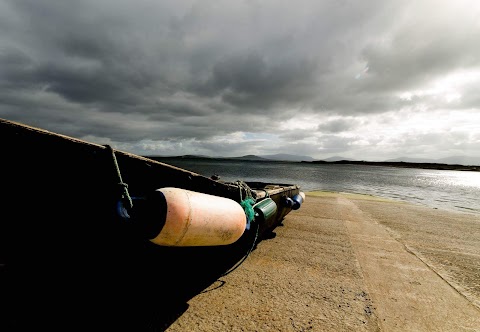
{"left": 1, "top": 0, "right": 479, "bottom": 161}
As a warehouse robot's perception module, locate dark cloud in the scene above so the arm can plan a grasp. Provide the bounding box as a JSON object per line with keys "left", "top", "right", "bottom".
{"left": 203, "top": 53, "right": 318, "bottom": 109}
{"left": 0, "top": 0, "right": 479, "bottom": 160}
{"left": 317, "top": 118, "right": 356, "bottom": 133}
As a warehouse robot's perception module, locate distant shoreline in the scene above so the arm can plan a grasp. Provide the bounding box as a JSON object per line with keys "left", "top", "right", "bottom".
{"left": 306, "top": 159, "right": 480, "bottom": 172}
{"left": 145, "top": 156, "right": 480, "bottom": 172}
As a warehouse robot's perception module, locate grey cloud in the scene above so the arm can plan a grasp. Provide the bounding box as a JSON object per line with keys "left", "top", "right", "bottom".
{"left": 1, "top": 0, "right": 479, "bottom": 160}
{"left": 0, "top": 49, "right": 37, "bottom": 90}
{"left": 279, "top": 131, "right": 314, "bottom": 141}
{"left": 316, "top": 134, "right": 357, "bottom": 153}
{"left": 1, "top": 0, "right": 398, "bottom": 124}
{"left": 358, "top": 9, "right": 480, "bottom": 94}
{"left": 263, "top": 141, "right": 323, "bottom": 159}
{"left": 205, "top": 53, "right": 318, "bottom": 109}
{"left": 317, "top": 118, "right": 356, "bottom": 133}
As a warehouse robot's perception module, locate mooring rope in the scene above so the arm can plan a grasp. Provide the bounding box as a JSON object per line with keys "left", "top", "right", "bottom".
{"left": 104, "top": 145, "right": 133, "bottom": 211}
{"left": 220, "top": 219, "right": 259, "bottom": 277}
{"left": 234, "top": 180, "right": 255, "bottom": 202}
{"left": 218, "top": 180, "right": 260, "bottom": 277}
{"left": 240, "top": 198, "right": 256, "bottom": 223}
{"left": 234, "top": 180, "right": 256, "bottom": 230}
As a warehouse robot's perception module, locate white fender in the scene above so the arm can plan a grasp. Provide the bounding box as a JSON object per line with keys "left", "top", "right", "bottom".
{"left": 299, "top": 191, "right": 305, "bottom": 202}
{"left": 150, "top": 187, "right": 246, "bottom": 246}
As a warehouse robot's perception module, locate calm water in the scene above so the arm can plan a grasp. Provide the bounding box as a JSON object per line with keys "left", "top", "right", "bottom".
{"left": 155, "top": 158, "right": 480, "bottom": 216}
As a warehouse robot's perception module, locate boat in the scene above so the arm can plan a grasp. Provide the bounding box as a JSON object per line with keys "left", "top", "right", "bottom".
{"left": 0, "top": 118, "right": 305, "bottom": 330}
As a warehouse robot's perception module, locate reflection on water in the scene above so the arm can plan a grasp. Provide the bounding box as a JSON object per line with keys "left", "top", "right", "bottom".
{"left": 417, "top": 170, "right": 480, "bottom": 188}
{"left": 154, "top": 158, "right": 480, "bottom": 216}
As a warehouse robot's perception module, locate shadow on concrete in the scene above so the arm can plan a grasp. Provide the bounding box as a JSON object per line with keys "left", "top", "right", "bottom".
{"left": 1, "top": 196, "right": 268, "bottom": 332}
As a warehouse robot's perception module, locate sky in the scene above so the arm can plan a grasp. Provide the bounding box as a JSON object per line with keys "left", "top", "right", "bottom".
{"left": 1, "top": 0, "right": 480, "bottom": 162}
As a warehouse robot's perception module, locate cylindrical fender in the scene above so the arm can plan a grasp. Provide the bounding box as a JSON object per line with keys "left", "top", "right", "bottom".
{"left": 253, "top": 198, "right": 277, "bottom": 223}
{"left": 292, "top": 192, "right": 305, "bottom": 210}
{"left": 299, "top": 192, "right": 305, "bottom": 202}
{"left": 283, "top": 196, "right": 294, "bottom": 208}
{"left": 141, "top": 187, "right": 246, "bottom": 246}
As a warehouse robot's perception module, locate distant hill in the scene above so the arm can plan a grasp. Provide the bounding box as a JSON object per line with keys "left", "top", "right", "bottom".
{"left": 231, "top": 155, "right": 270, "bottom": 161}
{"left": 145, "top": 154, "right": 480, "bottom": 166}
{"left": 322, "top": 156, "right": 357, "bottom": 162}
{"left": 180, "top": 154, "right": 212, "bottom": 159}
{"left": 385, "top": 157, "right": 436, "bottom": 163}
{"left": 259, "top": 153, "right": 317, "bottom": 162}
{"left": 436, "top": 156, "right": 480, "bottom": 166}
{"left": 386, "top": 156, "right": 480, "bottom": 166}
{"left": 144, "top": 154, "right": 213, "bottom": 160}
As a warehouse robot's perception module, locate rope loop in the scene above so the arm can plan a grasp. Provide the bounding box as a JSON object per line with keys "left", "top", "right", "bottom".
{"left": 233, "top": 180, "right": 257, "bottom": 230}
{"left": 220, "top": 219, "right": 259, "bottom": 277}
{"left": 240, "top": 197, "right": 256, "bottom": 229}
{"left": 219, "top": 180, "right": 259, "bottom": 276}
{"left": 104, "top": 144, "right": 133, "bottom": 211}
{"left": 234, "top": 180, "right": 255, "bottom": 202}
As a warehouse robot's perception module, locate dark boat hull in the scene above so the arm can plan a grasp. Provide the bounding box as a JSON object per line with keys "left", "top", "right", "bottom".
{"left": 0, "top": 118, "right": 302, "bottom": 330}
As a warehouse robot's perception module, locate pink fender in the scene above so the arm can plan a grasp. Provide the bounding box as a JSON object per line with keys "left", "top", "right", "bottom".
{"left": 150, "top": 187, "right": 246, "bottom": 246}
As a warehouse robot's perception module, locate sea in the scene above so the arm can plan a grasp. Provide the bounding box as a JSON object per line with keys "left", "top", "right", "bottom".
{"left": 153, "top": 157, "right": 480, "bottom": 216}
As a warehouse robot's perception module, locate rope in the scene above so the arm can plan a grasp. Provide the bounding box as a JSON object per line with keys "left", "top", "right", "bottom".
{"left": 220, "top": 219, "right": 259, "bottom": 277}
{"left": 104, "top": 145, "right": 133, "bottom": 211}
{"left": 240, "top": 198, "right": 255, "bottom": 224}
{"left": 234, "top": 180, "right": 256, "bottom": 230}
{"left": 234, "top": 180, "right": 255, "bottom": 202}
{"left": 218, "top": 180, "right": 262, "bottom": 277}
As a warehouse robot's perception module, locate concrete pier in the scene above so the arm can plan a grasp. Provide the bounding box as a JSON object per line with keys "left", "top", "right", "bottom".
{"left": 166, "top": 191, "right": 480, "bottom": 331}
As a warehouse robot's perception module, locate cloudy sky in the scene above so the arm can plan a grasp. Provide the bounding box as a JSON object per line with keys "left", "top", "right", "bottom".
{"left": 1, "top": 0, "right": 480, "bottom": 162}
